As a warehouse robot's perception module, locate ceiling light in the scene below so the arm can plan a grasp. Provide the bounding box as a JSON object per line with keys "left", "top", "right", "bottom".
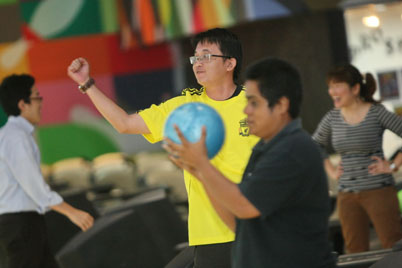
{"left": 362, "top": 15, "right": 380, "bottom": 28}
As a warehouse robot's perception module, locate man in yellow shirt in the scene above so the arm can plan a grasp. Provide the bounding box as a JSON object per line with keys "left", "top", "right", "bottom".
{"left": 67, "top": 28, "right": 257, "bottom": 267}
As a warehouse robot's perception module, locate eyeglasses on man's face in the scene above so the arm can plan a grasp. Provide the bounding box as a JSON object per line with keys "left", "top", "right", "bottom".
{"left": 29, "top": 96, "right": 43, "bottom": 102}
{"left": 189, "top": 54, "right": 231, "bottom": 65}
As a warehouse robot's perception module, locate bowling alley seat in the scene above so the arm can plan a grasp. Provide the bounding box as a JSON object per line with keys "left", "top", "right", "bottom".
{"left": 56, "top": 188, "right": 188, "bottom": 268}
{"left": 92, "top": 152, "right": 138, "bottom": 193}
{"left": 134, "top": 152, "right": 172, "bottom": 179}
{"left": 135, "top": 152, "right": 187, "bottom": 204}
{"left": 51, "top": 157, "right": 92, "bottom": 189}
{"left": 336, "top": 239, "right": 402, "bottom": 267}
{"left": 369, "top": 239, "right": 402, "bottom": 267}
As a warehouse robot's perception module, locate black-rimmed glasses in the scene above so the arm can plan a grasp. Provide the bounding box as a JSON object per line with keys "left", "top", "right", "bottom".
{"left": 189, "top": 54, "right": 231, "bottom": 65}
{"left": 30, "top": 96, "right": 43, "bottom": 102}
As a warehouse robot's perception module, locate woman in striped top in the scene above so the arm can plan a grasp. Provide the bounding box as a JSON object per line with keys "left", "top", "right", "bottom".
{"left": 313, "top": 64, "right": 402, "bottom": 253}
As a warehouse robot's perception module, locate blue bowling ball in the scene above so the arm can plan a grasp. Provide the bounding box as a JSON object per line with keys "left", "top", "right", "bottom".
{"left": 163, "top": 102, "right": 225, "bottom": 159}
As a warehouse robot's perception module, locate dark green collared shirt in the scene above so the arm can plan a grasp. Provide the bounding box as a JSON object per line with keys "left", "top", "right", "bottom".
{"left": 233, "top": 119, "right": 335, "bottom": 268}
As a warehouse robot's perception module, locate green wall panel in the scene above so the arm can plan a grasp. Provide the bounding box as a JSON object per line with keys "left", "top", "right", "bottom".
{"left": 37, "top": 123, "right": 119, "bottom": 164}
{"left": 21, "top": 0, "right": 103, "bottom": 39}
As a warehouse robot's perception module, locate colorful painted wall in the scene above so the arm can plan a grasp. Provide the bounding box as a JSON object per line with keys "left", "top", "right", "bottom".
{"left": 0, "top": 0, "right": 340, "bottom": 164}
{"left": 0, "top": 0, "right": 177, "bottom": 163}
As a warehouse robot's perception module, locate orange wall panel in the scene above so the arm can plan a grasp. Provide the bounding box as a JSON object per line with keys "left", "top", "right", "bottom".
{"left": 27, "top": 34, "right": 112, "bottom": 82}
{"left": 106, "top": 34, "right": 173, "bottom": 75}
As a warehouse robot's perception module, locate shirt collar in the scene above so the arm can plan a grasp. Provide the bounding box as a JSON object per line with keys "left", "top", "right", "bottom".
{"left": 254, "top": 118, "right": 302, "bottom": 153}
{"left": 8, "top": 116, "right": 35, "bottom": 134}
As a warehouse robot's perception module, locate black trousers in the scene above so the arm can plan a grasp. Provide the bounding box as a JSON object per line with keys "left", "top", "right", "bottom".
{"left": 193, "top": 242, "right": 232, "bottom": 268}
{"left": 0, "top": 212, "right": 59, "bottom": 268}
{"left": 165, "top": 242, "right": 233, "bottom": 268}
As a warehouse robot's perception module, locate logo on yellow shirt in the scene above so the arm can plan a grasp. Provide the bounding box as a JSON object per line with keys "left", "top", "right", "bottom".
{"left": 181, "top": 88, "right": 203, "bottom": 96}
{"left": 239, "top": 118, "right": 250, "bottom": 136}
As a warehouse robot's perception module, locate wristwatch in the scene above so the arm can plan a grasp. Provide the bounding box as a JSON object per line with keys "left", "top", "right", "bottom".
{"left": 389, "top": 162, "right": 397, "bottom": 172}
{"left": 78, "top": 78, "right": 95, "bottom": 94}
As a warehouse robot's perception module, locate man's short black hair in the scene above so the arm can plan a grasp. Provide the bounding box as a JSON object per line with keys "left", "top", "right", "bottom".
{"left": 0, "top": 74, "right": 35, "bottom": 116}
{"left": 191, "top": 28, "right": 242, "bottom": 84}
{"left": 245, "top": 58, "right": 303, "bottom": 118}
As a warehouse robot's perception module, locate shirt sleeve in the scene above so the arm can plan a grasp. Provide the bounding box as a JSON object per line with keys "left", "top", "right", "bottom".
{"left": 376, "top": 104, "right": 402, "bottom": 136}
{"left": 138, "top": 96, "right": 186, "bottom": 143}
{"left": 139, "top": 104, "right": 169, "bottom": 143}
{"left": 7, "top": 134, "right": 63, "bottom": 212}
{"left": 239, "top": 152, "right": 306, "bottom": 219}
{"left": 312, "top": 111, "right": 333, "bottom": 158}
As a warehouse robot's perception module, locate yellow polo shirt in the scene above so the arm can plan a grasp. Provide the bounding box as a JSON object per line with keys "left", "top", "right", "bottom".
{"left": 139, "top": 87, "right": 258, "bottom": 246}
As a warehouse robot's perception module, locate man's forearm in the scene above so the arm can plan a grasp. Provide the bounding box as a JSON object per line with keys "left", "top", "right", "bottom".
{"left": 51, "top": 201, "right": 76, "bottom": 217}
{"left": 85, "top": 85, "right": 150, "bottom": 134}
{"left": 51, "top": 202, "right": 94, "bottom": 231}
{"left": 197, "top": 160, "right": 260, "bottom": 219}
{"left": 203, "top": 185, "right": 236, "bottom": 231}
{"left": 86, "top": 85, "right": 132, "bottom": 133}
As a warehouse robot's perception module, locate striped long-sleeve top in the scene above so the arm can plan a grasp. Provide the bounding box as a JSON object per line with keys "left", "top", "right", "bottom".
{"left": 313, "top": 104, "right": 402, "bottom": 192}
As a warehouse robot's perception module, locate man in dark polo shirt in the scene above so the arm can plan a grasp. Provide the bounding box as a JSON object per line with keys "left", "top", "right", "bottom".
{"left": 164, "top": 57, "right": 335, "bottom": 268}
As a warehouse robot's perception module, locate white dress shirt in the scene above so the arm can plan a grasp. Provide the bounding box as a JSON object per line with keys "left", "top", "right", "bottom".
{"left": 0, "top": 116, "right": 63, "bottom": 214}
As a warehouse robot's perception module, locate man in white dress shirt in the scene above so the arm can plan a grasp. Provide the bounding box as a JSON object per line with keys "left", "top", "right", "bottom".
{"left": 0, "top": 74, "right": 94, "bottom": 268}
